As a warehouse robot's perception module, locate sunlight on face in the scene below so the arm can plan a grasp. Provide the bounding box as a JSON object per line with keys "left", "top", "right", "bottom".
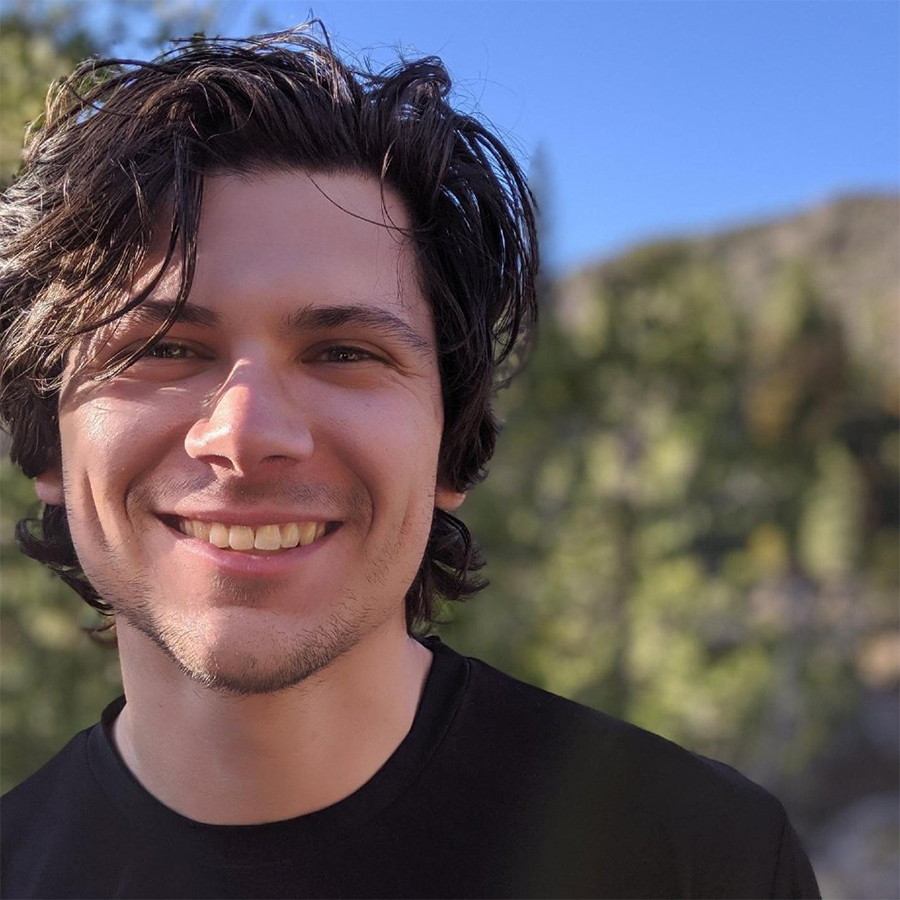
{"left": 41, "top": 171, "right": 462, "bottom": 694}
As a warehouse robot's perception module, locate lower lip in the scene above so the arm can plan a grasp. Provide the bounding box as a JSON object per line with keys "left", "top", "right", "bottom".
{"left": 162, "top": 522, "right": 336, "bottom": 577}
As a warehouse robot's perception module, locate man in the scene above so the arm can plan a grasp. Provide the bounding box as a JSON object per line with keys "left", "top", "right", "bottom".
{"left": 0, "top": 26, "right": 819, "bottom": 899}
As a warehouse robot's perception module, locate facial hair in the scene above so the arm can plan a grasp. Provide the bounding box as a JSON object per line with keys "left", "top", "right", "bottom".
{"left": 70, "top": 474, "right": 400, "bottom": 696}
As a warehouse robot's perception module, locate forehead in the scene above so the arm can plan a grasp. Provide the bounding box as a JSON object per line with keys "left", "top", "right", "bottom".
{"left": 133, "top": 169, "right": 426, "bottom": 331}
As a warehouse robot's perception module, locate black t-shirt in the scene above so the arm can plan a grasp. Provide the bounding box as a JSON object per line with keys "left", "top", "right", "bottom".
{"left": 1, "top": 637, "right": 820, "bottom": 899}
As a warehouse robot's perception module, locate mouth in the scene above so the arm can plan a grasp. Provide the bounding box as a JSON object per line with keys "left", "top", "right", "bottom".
{"left": 160, "top": 516, "right": 341, "bottom": 554}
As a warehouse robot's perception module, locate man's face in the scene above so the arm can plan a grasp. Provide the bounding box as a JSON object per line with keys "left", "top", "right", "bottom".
{"left": 38, "top": 170, "right": 462, "bottom": 693}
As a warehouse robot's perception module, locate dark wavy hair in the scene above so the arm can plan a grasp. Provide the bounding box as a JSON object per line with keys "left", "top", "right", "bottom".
{"left": 0, "top": 24, "right": 538, "bottom": 634}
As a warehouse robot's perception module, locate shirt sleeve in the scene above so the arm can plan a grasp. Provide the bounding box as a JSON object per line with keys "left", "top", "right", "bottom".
{"left": 770, "top": 812, "right": 821, "bottom": 899}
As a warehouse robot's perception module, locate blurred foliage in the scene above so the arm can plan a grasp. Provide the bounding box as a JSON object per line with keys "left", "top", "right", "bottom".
{"left": 443, "top": 242, "right": 899, "bottom": 806}
{"left": 0, "top": 0, "right": 228, "bottom": 188}
{"left": 0, "top": 3, "right": 92, "bottom": 188}
{"left": 0, "top": 3, "right": 897, "bottom": 843}
{"left": 1, "top": 460, "right": 123, "bottom": 793}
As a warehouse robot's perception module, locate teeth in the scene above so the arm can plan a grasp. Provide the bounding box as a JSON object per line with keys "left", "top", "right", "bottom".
{"left": 176, "top": 518, "right": 330, "bottom": 552}
{"left": 209, "top": 523, "right": 230, "bottom": 548}
{"left": 228, "top": 525, "right": 255, "bottom": 551}
{"left": 254, "top": 524, "right": 282, "bottom": 551}
{"left": 281, "top": 523, "right": 300, "bottom": 548}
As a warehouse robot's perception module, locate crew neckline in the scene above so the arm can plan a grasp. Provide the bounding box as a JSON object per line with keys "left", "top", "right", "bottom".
{"left": 86, "top": 635, "right": 468, "bottom": 866}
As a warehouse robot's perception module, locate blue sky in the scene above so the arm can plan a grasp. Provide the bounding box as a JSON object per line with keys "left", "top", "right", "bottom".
{"left": 99, "top": 1, "right": 899, "bottom": 274}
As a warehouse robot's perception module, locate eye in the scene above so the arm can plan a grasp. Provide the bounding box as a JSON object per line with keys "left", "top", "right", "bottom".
{"left": 318, "top": 345, "right": 379, "bottom": 364}
{"left": 142, "top": 341, "right": 198, "bottom": 361}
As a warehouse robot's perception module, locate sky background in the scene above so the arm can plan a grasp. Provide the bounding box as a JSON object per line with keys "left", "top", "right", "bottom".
{"left": 97, "top": 0, "right": 899, "bottom": 275}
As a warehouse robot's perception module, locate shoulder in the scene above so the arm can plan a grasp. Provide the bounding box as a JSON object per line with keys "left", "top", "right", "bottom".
{"left": 1, "top": 716, "right": 131, "bottom": 900}
{"left": 436, "top": 646, "right": 816, "bottom": 897}
{"left": 1, "top": 729, "right": 93, "bottom": 895}
{"left": 462, "top": 651, "right": 783, "bottom": 818}
{"left": 2, "top": 727, "right": 94, "bottom": 820}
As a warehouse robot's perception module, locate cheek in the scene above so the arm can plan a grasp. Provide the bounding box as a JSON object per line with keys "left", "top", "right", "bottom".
{"left": 349, "top": 402, "right": 442, "bottom": 574}
{"left": 328, "top": 389, "right": 443, "bottom": 489}
{"left": 59, "top": 397, "right": 186, "bottom": 524}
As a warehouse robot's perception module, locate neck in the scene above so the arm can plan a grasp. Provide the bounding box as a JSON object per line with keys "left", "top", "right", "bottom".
{"left": 112, "top": 622, "right": 433, "bottom": 824}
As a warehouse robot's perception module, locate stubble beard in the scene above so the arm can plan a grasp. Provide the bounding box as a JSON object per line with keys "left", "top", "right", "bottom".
{"left": 89, "top": 557, "right": 386, "bottom": 697}
{"left": 77, "top": 477, "right": 398, "bottom": 696}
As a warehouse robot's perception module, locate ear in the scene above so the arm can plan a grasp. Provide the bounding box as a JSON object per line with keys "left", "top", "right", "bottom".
{"left": 435, "top": 484, "right": 466, "bottom": 512}
{"left": 34, "top": 465, "right": 64, "bottom": 506}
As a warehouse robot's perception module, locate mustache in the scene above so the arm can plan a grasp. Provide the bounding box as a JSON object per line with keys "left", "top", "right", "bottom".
{"left": 129, "top": 476, "right": 371, "bottom": 518}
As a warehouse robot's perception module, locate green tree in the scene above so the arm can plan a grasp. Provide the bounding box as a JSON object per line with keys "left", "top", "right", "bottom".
{"left": 445, "top": 242, "right": 898, "bottom": 813}
{"left": 0, "top": 3, "right": 93, "bottom": 188}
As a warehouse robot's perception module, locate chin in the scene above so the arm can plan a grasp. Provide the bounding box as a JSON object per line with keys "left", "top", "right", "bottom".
{"left": 174, "top": 647, "right": 341, "bottom": 696}
{"left": 127, "top": 601, "right": 381, "bottom": 696}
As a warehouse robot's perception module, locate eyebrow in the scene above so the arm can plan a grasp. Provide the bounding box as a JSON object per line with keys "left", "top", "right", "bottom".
{"left": 283, "top": 304, "right": 433, "bottom": 356}
{"left": 121, "top": 300, "right": 219, "bottom": 328}
{"left": 121, "top": 300, "right": 433, "bottom": 357}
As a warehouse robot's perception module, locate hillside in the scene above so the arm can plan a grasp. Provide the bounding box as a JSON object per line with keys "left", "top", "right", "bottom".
{"left": 556, "top": 193, "right": 899, "bottom": 406}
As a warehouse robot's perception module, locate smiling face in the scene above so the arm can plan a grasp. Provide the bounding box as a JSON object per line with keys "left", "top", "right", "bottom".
{"left": 37, "top": 170, "right": 462, "bottom": 694}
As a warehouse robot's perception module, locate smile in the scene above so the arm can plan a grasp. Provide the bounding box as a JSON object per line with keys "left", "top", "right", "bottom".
{"left": 174, "top": 518, "right": 332, "bottom": 553}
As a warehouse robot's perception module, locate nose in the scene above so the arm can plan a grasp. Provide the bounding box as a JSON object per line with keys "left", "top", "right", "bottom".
{"left": 184, "top": 360, "right": 314, "bottom": 475}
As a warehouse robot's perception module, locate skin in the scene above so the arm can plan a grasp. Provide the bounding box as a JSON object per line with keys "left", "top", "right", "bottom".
{"left": 36, "top": 170, "right": 464, "bottom": 824}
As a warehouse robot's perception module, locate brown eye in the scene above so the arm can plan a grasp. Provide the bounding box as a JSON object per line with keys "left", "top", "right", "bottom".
{"left": 322, "top": 346, "right": 375, "bottom": 363}
{"left": 146, "top": 342, "right": 194, "bottom": 360}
